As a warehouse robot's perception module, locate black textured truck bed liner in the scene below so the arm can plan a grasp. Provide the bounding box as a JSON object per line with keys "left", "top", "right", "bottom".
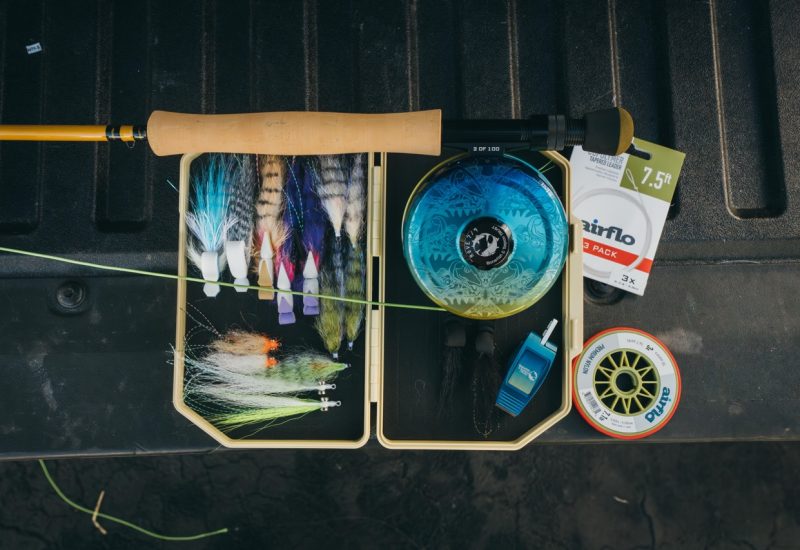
{"left": 0, "top": 0, "right": 798, "bottom": 458}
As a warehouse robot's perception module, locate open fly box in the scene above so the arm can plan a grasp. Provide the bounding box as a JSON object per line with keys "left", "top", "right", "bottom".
{"left": 172, "top": 148, "right": 584, "bottom": 450}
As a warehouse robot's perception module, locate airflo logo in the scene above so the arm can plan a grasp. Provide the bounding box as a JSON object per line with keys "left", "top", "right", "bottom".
{"left": 582, "top": 219, "right": 636, "bottom": 246}
{"left": 645, "top": 387, "right": 671, "bottom": 423}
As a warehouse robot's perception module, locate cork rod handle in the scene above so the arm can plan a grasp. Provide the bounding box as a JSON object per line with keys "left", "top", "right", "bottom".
{"left": 146, "top": 110, "right": 442, "bottom": 157}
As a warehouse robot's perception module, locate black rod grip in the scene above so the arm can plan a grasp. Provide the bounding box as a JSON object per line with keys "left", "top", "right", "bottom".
{"left": 441, "top": 107, "right": 633, "bottom": 156}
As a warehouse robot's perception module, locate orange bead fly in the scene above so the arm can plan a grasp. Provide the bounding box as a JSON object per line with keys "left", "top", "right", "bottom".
{"left": 261, "top": 337, "right": 280, "bottom": 354}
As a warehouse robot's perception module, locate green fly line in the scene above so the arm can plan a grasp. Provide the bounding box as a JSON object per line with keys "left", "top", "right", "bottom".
{"left": 39, "top": 460, "right": 228, "bottom": 542}
{"left": 0, "top": 246, "right": 446, "bottom": 312}
{"left": 0, "top": 155, "right": 561, "bottom": 315}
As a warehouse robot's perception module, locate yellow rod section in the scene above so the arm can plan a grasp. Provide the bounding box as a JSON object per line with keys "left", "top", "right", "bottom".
{"left": 0, "top": 125, "right": 109, "bottom": 141}
{"left": 119, "top": 125, "right": 135, "bottom": 142}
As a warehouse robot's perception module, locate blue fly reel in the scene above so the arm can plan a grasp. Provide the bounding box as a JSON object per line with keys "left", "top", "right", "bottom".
{"left": 495, "top": 320, "right": 558, "bottom": 417}
{"left": 402, "top": 153, "right": 568, "bottom": 319}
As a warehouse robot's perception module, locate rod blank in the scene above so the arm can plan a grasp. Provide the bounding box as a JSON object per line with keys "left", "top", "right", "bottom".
{"left": 0, "top": 124, "right": 146, "bottom": 143}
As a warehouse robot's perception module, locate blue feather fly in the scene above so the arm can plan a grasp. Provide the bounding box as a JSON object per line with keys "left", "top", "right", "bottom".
{"left": 186, "top": 154, "right": 235, "bottom": 297}
{"left": 283, "top": 157, "right": 304, "bottom": 237}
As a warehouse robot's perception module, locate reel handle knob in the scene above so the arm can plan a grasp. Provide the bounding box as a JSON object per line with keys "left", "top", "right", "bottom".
{"left": 577, "top": 107, "right": 634, "bottom": 156}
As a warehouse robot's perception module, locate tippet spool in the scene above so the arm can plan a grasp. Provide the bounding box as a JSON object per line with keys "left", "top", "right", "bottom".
{"left": 402, "top": 153, "right": 568, "bottom": 319}
{"left": 573, "top": 328, "right": 680, "bottom": 439}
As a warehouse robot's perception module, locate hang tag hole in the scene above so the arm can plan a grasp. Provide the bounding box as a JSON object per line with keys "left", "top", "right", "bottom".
{"left": 626, "top": 144, "right": 651, "bottom": 160}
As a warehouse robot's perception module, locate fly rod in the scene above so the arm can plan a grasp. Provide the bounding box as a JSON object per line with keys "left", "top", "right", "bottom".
{"left": 0, "top": 108, "right": 632, "bottom": 157}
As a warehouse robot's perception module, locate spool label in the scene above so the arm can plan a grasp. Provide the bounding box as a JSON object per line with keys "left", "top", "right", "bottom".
{"left": 574, "top": 329, "right": 680, "bottom": 439}
{"left": 571, "top": 139, "right": 685, "bottom": 296}
{"left": 459, "top": 216, "right": 513, "bottom": 270}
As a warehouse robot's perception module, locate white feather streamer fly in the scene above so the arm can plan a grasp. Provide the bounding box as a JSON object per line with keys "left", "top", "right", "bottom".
{"left": 186, "top": 154, "right": 236, "bottom": 297}
{"left": 186, "top": 356, "right": 333, "bottom": 395}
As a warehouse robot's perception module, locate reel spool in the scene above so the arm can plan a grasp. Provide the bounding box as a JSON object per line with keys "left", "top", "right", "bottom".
{"left": 573, "top": 328, "right": 681, "bottom": 440}
{"left": 402, "top": 153, "right": 568, "bottom": 319}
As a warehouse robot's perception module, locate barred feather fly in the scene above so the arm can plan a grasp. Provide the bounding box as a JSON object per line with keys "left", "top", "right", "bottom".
{"left": 315, "top": 271, "right": 344, "bottom": 358}
{"left": 315, "top": 155, "right": 348, "bottom": 297}
{"left": 343, "top": 250, "right": 365, "bottom": 351}
{"left": 186, "top": 154, "right": 235, "bottom": 297}
{"left": 312, "top": 156, "right": 349, "bottom": 356}
{"left": 224, "top": 155, "right": 258, "bottom": 290}
{"left": 343, "top": 154, "right": 366, "bottom": 350}
{"left": 344, "top": 154, "right": 366, "bottom": 249}
{"left": 315, "top": 155, "right": 348, "bottom": 239}
{"left": 254, "top": 155, "right": 288, "bottom": 300}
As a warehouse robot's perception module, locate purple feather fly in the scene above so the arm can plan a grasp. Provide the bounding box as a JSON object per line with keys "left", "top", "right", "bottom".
{"left": 300, "top": 159, "right": 327, "bottom": 315}
{"left": 276, "top": 160, "right": 301, "bottom": 325}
